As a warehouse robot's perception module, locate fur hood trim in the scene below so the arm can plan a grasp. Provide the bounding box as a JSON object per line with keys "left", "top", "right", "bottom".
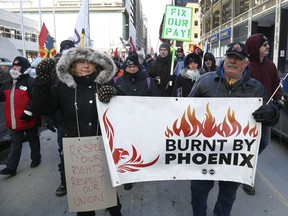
{"left": 56, "top": 47, "right": 117, "bottom": 88}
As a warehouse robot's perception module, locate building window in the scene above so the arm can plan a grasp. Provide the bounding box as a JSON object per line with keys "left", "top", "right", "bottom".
{"left": 194, "top": 33, "right": 198, "bottom": 39}
{"left": 194, "top": 20, "right": 198, "bottom": 26}
{"left": 195, "top": 8, "right": 199, "bottom": 13}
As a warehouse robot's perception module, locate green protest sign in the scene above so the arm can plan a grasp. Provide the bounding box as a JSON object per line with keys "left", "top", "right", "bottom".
{"left": 162, "top": 5, "right": 192, "bottom": 42}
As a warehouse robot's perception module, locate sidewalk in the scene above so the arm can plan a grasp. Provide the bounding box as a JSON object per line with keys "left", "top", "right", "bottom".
{"left": 0, "top": 130, "right": 288, "bottom": 216}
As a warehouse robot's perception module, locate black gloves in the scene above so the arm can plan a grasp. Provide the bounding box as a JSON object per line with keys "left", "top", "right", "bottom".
{"left": 36, "top": 58, "right": 56, "bottom": 83}
{"left": 45, "top": 116, "right": 56, "bottom": 132}
{"left": 20, "top": 110, "right": 33, "bottom": 121}
{"left": 272, "top": 98, "right": 285, "bottom": 110}
{"left": 98, "top": 85, "right": 118, "bottom": 103}
{"left": 252, "top": 104, "right": 279, "bottom": 126}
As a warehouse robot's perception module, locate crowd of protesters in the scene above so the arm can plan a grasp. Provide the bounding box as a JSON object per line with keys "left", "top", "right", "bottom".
{"left": 0, "top": 33, "right": 284, "bottom": 216}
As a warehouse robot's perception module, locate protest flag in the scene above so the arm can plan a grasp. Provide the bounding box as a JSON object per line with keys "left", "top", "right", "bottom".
{"left": 113, "top": 48, "right": 118, "bottom": 58}
{"left": 119, "top": 37, "right": 127, "bottom": 45}
{"left": 128, "top": 36, "right": 136, "bottom": 54}
{"left": 38, "top": 23, "right": 56, "bottom": 59}
{"left": 73, "top": 0, "right": 90, "bottom": 47}
{"left": 281, "top": 73, "right": 288, "bottom": 93}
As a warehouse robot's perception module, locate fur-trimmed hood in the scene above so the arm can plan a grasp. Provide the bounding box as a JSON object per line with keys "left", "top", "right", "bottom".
{"left": 56, "top": 47, "right": 117, "bottom": 88}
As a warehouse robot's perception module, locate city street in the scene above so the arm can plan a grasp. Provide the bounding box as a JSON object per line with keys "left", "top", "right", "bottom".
{"left": 0, "top": 129, "right": 288, "bottom": 216}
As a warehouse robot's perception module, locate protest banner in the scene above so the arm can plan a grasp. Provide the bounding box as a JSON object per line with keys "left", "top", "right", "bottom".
{"left": 63, "top": 136, "right": 117, "bottom": 212}
{"left": 96, "top": 96, "right": 262, "bottom": 187}
{"left": 162, "top": 5, "right": 193, "bottom": 41}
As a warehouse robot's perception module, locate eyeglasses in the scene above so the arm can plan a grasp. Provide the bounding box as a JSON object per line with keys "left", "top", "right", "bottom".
{"left": 262, "top": 43, "right": 269, "bottom": 47}
{"left": 126, "top": 65, "right": 138, "bottom": 69}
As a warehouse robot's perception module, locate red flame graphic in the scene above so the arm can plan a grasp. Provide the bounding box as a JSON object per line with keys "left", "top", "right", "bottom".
{"left": 217, "top": 108, "right": 241, "bottom": 137}
{"left": 165, "top": 104, "right": 258, "bottom": 138}
{"left": 103, "top": 109, "right": 160, "bottom": 173}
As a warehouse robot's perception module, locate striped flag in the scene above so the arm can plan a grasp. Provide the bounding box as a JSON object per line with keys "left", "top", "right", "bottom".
{"left": 128, "top": 36, "right": 136, "bottom": 54}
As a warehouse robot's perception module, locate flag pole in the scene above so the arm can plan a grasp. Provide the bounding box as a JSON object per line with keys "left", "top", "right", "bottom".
{"left": 19, "top": 0, "right": 26, "bottom": 58}
{"left": 266, "top": 73, "right": 288, "bottom": 104}
{"left": 52, "top": 0, "right": 57, "bottom": 50}
{"left": 38, "top": 0, "right": 42, "bottom": 30}
{"left": 87, "top": 0, "right": 91, "bottom": 46}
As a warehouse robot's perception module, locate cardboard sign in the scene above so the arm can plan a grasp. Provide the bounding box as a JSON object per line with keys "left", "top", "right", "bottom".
{"left": 63, "top": 136, "right": 117, "bottom": 212}
{"left": 162, "top": 5, "right": 192, "bottom": 41}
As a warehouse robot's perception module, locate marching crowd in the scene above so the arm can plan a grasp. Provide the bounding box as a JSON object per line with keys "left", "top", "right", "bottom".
{"left": 0, "top": 33, "right": 284, "bottom": 216}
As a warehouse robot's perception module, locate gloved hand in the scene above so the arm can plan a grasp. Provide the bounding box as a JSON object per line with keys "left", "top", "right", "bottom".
{"left": 36, "top": 58, "right": 56, "bottom": 83}
{"left": 45, "top": 116, "right": 56, "bottom": 132}
{"left": 20, "top": 110, "right": 33, "bottom": 121}
{"left": 272, "top": 97, "right": 285, "bottom": 110}
{"left": 252, "top": 104, "right": 279, "bottom": 126}
{"left": 98, "top": 85, "right": 118, "bottom": 103}
{"left": 168, "top": 75, "right": 176, "bottom": 82}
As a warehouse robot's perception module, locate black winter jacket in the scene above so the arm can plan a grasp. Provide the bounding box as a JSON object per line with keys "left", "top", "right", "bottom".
{"left": 188, "top": 62, "right": 279, "bottom": 126}
{"left": 33, "top": 47, "right": 117, "bottom": 138}
{"left": 189, "top": 65, "right": 266, "bottom": 98}
{"left": 148, "top": 55, "right": 176, "bottom": 96}
{"left": 113, "top": 71, "right": 159, "bottom": 96}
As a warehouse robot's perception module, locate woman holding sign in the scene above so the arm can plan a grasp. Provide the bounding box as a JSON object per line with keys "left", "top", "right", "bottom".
{"left": 33, "top": 47, "right": 122, "bottom": 216}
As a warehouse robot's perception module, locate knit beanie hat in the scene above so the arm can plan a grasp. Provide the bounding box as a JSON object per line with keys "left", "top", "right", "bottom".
{"left": 259, "top": 34, "right": 269, "bottom": 47}
{"left": 184, "top": 53, "right": 202, "bottom": 68}
{"left": 12, "top": 56, "right": 31, "bottom": 73}
{"left": 124, "top": 52, "right": 140, "bottom": 70}
{"left": 159, "top": 42, "right": 171, "bottom": 52}
{"left": 60, "top": 40, "right": 75, "bottom": 53}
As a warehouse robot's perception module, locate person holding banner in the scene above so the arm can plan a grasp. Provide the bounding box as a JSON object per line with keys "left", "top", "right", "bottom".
{"left": 33, "top": 47, "right": 122, "bottom": 216}
{"left": 244, "top": 33, "right": 284, "bottom": 195}
{"left": 188, "top": 42, "right": 279, "bottom": 216}
{"left": 111, "top": 52, "right": 159, "bottom": 190}
{"left": 148, "top": 42, "right": 176, "bottom": 96}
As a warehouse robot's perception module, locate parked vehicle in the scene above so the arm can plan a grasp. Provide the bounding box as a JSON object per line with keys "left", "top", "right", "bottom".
{"left": 272, "top": 69, "right": 288, "bottom": 142}
{"left": 0, "top": 59, "right": 12, "bottom": 147}
{"left": 29, "top": 56, "right": 42, "bottom": 78}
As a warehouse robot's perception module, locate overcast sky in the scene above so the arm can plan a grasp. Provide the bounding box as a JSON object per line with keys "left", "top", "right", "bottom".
{"left": 141, "top": 0, "right": 169, "bottom": 50}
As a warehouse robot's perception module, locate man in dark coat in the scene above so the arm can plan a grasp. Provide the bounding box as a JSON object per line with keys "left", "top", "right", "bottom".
{"left": 188, "top": 42, "right": 279, "bottom": 216}
{"left": 148, "top": 42, "right": 176, "bottom": 96}
{"left": 244, "top": 33, "right": 282, "bottom": 195}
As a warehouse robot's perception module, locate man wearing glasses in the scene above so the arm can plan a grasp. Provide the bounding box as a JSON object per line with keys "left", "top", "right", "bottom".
{"left": 244, "top": 33, "right": 283, "bottom": 195}
{"left": 188, "top": 42, "right": 279, "bottom": 216}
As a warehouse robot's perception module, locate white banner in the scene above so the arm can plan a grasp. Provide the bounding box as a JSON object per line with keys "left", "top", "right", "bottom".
{"left": 63, "top": 136, "right": 117, "bottom": 212}
{"left": 96, "top": 97, "right": 262, "bottom": 187}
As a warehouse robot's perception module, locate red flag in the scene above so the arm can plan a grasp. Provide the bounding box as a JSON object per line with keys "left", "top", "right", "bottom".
{"left": 113, "top": 48, "right": 118, "bottom": 58}
{"left": 38, "top": 23, "right": 56, "bottom": 59}
{"left": 193, "top": 46, "right": 204, "bottom": 58}
{"left": 128, "top": 36, "right": 136, "bottom": 54}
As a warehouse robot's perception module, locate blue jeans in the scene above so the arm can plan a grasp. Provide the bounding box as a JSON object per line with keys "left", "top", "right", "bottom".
{"left": 258, "top": 126, "right": 271, "bottom": 154}
{"left": 190, "top": 180, "right": 240, "bottom": 216}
